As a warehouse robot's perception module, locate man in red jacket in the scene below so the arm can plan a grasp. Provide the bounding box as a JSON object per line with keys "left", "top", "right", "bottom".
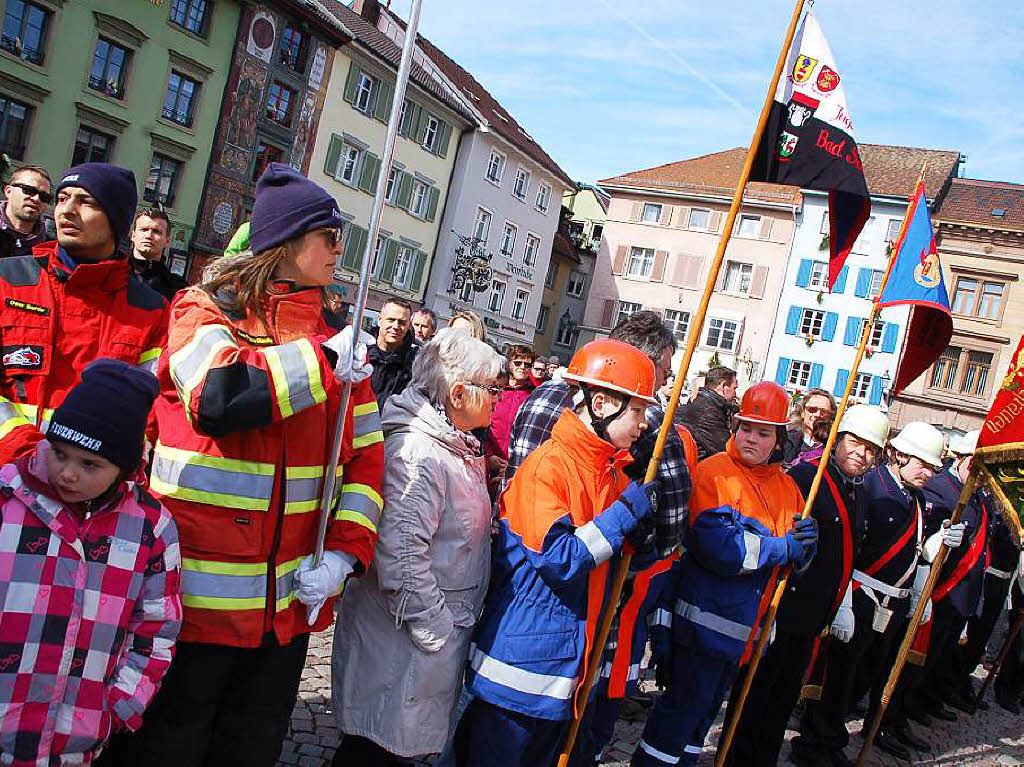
{"left": 0, "top": 163, "right": 167, "bottom": 463}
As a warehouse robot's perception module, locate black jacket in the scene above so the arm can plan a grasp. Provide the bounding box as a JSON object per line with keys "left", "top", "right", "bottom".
{"left": 130, "top": 256, "right": 186, "bottom": 301}
{"left": 782, "top": 428, "right": 812, "bottom": 466}
{"left": 680, "top": 387, "right": 735, "bottom": 460}
{"left": 368, "top": 329, "right": 417, "bottom": 408}
{"left": 0, "top": 202, "right": 47, "bottom": 258}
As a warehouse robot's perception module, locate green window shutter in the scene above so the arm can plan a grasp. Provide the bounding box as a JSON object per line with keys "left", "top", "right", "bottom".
{"left": 343, "top": 62, "right": 361, "bottom": 104}
{"left": 324, "top": 134, "right": 343, "bottom": 177}
{"left": 343, "top": 225, "right": 368, "bottom": 271}
{"left": 437, "top": 121, "right": 453, "bottom": 158}
{"left": 425, "top": 186, "right": 440, "bottom": 222}
{"left": 379, "top": 240, "right": 399, "bottom": 283}
{"left": 373, "top": 81, "right": 394, "bottom": 122}
{"left": 413, "top": 108, "right": 429, "bottom": 143}
{"left": 357, "top": 153, "right": 380, "bottom": 193}
{"left": 409, "top": 250, "right": 427, "bottom": 292}
{"left": 395, "top": 171, "right": 413, "bottom": 209}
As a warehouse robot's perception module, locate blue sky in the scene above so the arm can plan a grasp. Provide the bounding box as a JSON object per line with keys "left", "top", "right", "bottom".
{"left": 388, "top": 0, "right": 1024, "bottom": 186}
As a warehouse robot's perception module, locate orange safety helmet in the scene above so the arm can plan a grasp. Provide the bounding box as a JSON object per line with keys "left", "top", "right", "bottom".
{"left": 563, "top": 339, "right": 658, "bottom": 404}
{"left": 735, "top": 381, "right": 790, "bottom": 426}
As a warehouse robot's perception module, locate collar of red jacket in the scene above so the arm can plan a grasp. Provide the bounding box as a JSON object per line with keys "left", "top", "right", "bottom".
{"left": 725, "top": 435, "right": 784, "bottom": 479}
{"left": 35, "top": 241, "right": 129, "bottom": 293}
{"left": 552, "top": 408, "right": 633, "bottom": 472}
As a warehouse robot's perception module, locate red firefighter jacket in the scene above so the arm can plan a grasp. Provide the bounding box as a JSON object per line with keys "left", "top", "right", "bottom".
{"left": 0, "top": 243, "right": 167, "bottom": 464}
{"left": 151, "top": 285, "right": 384, "bottom": 648}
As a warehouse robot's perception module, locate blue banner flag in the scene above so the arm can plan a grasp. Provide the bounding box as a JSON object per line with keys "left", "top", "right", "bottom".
{"left": 877, "top": 180, "right": 953, "bottom": 397}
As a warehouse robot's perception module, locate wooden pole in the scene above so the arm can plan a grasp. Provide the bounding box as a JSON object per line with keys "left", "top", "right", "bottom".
{"left": 855, "top": 471, "right": 978, "bottom": 766}
{"left": 975, "top": 607, "right": 1024, "bottom": 706}
{"left": 715, "top": 161, "right": 928, "bottom": 766}
{"left": 556, "top": 1, "right": 810, "bottom": 764}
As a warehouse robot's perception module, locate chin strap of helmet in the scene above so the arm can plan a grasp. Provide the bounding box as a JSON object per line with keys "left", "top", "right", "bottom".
{"left": 580, "top": 384, "right": 630, "bottom": 443}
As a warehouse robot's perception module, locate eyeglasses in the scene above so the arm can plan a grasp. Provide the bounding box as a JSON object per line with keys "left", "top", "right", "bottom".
{"left": 509, "top": 359, "right": 530, "bottom": 368}
{"left": 463, "top": 382, "right": 504, "bottom": 398}
{"left": 9, "top": 182, "right": 52, "bottom": 204}
{"left": 320, "top": 227, "right": 342, "bottom": 247}
{"left": 804, "top": 406, "right": 830, "bottom": 415}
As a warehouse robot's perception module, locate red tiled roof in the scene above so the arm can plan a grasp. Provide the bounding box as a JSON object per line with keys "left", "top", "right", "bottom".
{"left": 396, "top": 23, "right": 575, "bottom": 188}
{"left": 599, "top": 144, "right": 962, "bottom": 203}
{"left": 935, "top": 178, "right": 1024, "bottom": 232}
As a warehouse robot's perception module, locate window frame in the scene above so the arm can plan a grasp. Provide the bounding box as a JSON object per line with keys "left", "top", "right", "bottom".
{"left": 625, "top": 246, "right": 655, "bottom": 279}
{"left": 512, "top": 288, "right": 529, "bottom": 321}
{"left": 143, "top": 152, "right": 182, "bottom": 208}
{"left": 566, "top": 269, "right": 585, "bottom": 297}
{"left": 808, "top": 261, "right": 829, "bottom": 289}
{"left": 787, "top": 360, "right": 812, "bottom": 389}
{"left": 688, "top": 208, "right": 711, "bottom": 231}
{"left": 951, "top": 275, "right": 1007, "bottom": 321}
{"left": 886, "top": 218, "right": 902, "bottom": 243}
{"left": 800, "top": 308, "right": 826, "bottom": 339}
{"left": 392, "top": 245, "right": 415, "bottom": 289}
{"left": 340, "top": 143, "right": 362, "bottom": 185}
{"left": 486, "top": 150, "right": 506, "bottom": 185}
{"left": 555, "top": 318, "right": 577, "bottom": 346}
{"left": 458, "top": 279, "right": 474, "bottom": 303}
{"left": 615, "top": 300, "right": 642, "bottom": 326}
{"left": 544, "top": 261, "right": 557, "bottom": 289}
{"left": 88, "top": 37, "right": 131, "bottom": 100}
{"left": 536, "top": 304, "right": 550, "bottom": 332}
{"left": 929, "top": 345, "right": 963, "bottom": 391}
{"left": 72, "top": 124, "right": 114, "bottom": 165}
{"left": 473, "top": 207, "right": 492, "bottom": 242}
{"left": 278, "top": 23, "right": 308, "bottom": 72}
{"left": 535, "top": 182, "right": 551, "bottom": 213}
{"left": 265, "top": 80, "right": 296, "bottom": 126}
{"left": 705, "top": 317, "right": 740, "bottom": 352}
{"left": 409, "top": 179, "right": 429, "bottom": 217}
{"left": 737, "top": 213, "right": 761, "bottom": 238}
{"left": 867, "top": 269, "right": 884, "bottom": 299}
{"left": 664, "top": 308, "right": 690, "bottom": 342}
{"left": 722, "top": 260, "right": 754, "bottom": 295}
{"left": 500, "top": 221, "right": 518, "bottom": 257}
{"left": 354, "top": 72, "right": 376, "bottom": 115}
{"left": 513, "top": 167, "right": 530, "bottom": 200}
{"left": 252, "top": 139, "right": 284, "bottom": 182}
{"left": 641, "top": 203, "right": 662, "bottom": 223}
{"left": 2, "top": 0, "right": 50, "bottom": 66}
{"left": 523, "top": 233, "right": 540, "bottom": 266}
{"left": 0, "top": 94, "right": 32, "bottom": 160}
{"left": 851, "top": 373, "right": 872, "bottom": 400}
{"left": 384, "top": 166, "right": 398, "bottom": 203}
{"left": 421, "top": 114, "right": 439, "bottom": 152}
{"left": 488, "top": 279, "right": 506, "bottom": 313}
{"left": 162, "top": 69, "right": 200, "bottom": 127}
{"left": 169, "top": 0, "right": 210, "bottom": 37}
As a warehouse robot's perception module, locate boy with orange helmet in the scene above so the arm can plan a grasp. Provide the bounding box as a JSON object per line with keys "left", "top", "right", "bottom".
{"left": 459, "top": 339, "right": 661, "bottom": 766}
{"left": 632, "top": 381, "right": 816, "bottom": 766}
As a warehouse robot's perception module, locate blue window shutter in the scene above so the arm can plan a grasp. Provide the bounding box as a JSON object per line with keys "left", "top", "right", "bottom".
{"left": 776, "top": 358, "right": 791, "bottom": 386}
{"left": 843, "top": 316, "right": 859, "bottom": 346}
{"left": 869, "top": 376, "right": 884, "bottom": 405}
{"left": 785, "top": 306, "right": 801, "bottom": 335}
{"left": 810, "top": 363, "right": 823, "bottom": 388}
{"left": 833, "top": 264, "right": 849, "bottom": 293}
{"left": 834, "top": 368, "right": 850, "bottom": 397}
{"left": 796, "top": 259, "right": 812, "bottom": 288}
{"left": 854, "top": 267, "right": 871, "bottom": 298}
{"left": 822, "top": 312, "right": 838, "bottom": 342}
{"left": 881, "top": 322, "right": 898, "bottom": 353}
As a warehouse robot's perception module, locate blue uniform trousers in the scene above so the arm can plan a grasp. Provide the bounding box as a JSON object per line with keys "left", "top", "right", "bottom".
{"left": 632, "top": 650, "right": 739, "bottom": 766}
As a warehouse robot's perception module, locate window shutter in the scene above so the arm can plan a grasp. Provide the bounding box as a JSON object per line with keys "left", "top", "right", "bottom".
{"left": 650, "top": 250, "right": 668, "bottom": 282}
{"left": 854, "top": 267, "right": 871, "bottom": 298}
{"left": 785, "top": 306, "right": 801, "bottom": 335}
{"left": 425, "top": 186, "right": 440, "bottom": 222}
{"left": 395, "top": 171, "right": 413, "bottom": 209}
{"left": 612, "top": 246, "right": 627, "bottom": 275}
{"left": 776, "top": 358, "right": 791, "bottom": 386}
{"left": 869, "top": 376, "right": 884, "bottom": 405}
{"left": 373, "top": 80, "right": 394, "bottom": 122}
{"left": 714, "top": 268, "right": 725, "bottom": 292}
{"left": 833, "top": 264, "right": 849, "bottom": 293}
{"left": 683, "top": 255, "right": 703, "bottom": 288}
{"left": 659, "top": 205, "right": 673, "bottom": 226}
{"left": 795, "top": 259, "right": 812, "bottom": 288}
{"left": 758, "top": 216, "right": 773, "bottom": 239}
{"left": 324, "top": 134, "right": 343, "bottom": 177}
{"left": 675, "top": 206, "right": 690, "bottom": 228}
{"left": 631, "top": 202, "right": 642, "bottom": 222}
{"left": 357, "top": 153, "right": 380, "bottom": 193}
{"left": 822, "top": 312, "right": 838, "bottom": 342}
{"left": 708, "top": 211, "right": 722, "bottom": 232}
{"left": 835, "top": 368, "right": 850, "bottom": 397}
{"left": 409, "top": 250, "right": 427, "bottom": 292}
{"left": 343, "top": 62, "right": 361, "bottom": 104}
{"left": 342, "top": 225, "right": 367, "bottom": 271}
{"left": 414, "top": 108, "right": 430, "bottom": 143}
{"left": 600, "top": 299, "right": 615, "bottom": 329}
{"left": 379, "top": 239, "right": 399, "bottom": 283}
{"left": 749, "top": 265, "right": 768, "bottom": 299}
{"left": 398, "top": 100, "right": 416, "bottom": 136}
{"left": 437, "top": 121, "right": 453, "bottom": 158}
{"left": 881, "top": 323, "right": 898, "bottom": 353}
{"left": 810, "top": 363, "right": 823, "bottom": 388}
{"left": 843, "top": 316, "right": 860, "bottom": 346}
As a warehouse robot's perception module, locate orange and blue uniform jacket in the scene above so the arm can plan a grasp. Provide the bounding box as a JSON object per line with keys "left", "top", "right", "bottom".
{"left": 670, "top": 437, "right": 805, "bottom": 663}
{"left": 151, "top": 285, "right": 383, "bottom": 648}
{"left": 466, "top": 409, "right": 639, "bottom": 721}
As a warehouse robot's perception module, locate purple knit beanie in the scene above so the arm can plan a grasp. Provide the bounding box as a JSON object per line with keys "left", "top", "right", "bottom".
{"left": 250, "top": 163, "right": 342, "bottom": 254}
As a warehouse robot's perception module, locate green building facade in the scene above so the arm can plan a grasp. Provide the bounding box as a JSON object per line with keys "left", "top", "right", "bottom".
{"left": 0, "top": 0, "right": 241, "bottom": 271}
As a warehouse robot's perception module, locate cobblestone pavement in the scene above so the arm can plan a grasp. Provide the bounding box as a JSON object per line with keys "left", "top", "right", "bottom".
{"left": 279, "top": 629, "right": 1024, "bottom": 766}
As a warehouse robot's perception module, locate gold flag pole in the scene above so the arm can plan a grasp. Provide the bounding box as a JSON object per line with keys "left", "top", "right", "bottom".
{"left": 715, "top": 162, "right": 927, "bottom": 765}
{"left": 555, "top": 1, "right": 811, "bottom": 763}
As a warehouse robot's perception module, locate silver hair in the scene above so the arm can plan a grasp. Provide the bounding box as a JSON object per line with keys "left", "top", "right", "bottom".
{"left": 412, "top": 327, "right": 504, "bottom": 408}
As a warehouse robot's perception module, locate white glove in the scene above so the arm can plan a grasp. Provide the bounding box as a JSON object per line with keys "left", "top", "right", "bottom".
{"left": 909, "top": 564, "right": 932, "bottom": 624}
{"left": 941, "top": 519, "right": 966, "bottom": 548}
{"left": 323, "top": 326, "right": 374, "bottom": 384}
{"left": 831, "top": 583, "right": 855, "bottom": 643}
{"left": 296, "top": 551, "right": 357, "bottom": 625}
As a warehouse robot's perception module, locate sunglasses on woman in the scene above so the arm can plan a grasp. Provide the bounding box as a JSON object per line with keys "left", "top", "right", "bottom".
{"left": 320, "top": 227, "right": 342, "bottom": 247}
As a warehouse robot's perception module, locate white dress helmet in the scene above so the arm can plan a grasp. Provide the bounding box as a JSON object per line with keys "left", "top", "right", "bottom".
{"left": 889, "top": 421, "right": 945, "bottom": 469}
{"left": 947, "top": 429, "right": 980, "bottom": 456}
{"left": 836, "top": 404, "right": 890, "bottom": 450}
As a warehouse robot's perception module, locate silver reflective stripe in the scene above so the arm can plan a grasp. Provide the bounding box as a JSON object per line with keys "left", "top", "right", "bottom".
{"left": 638, "top": 739, "right": 681, "bottom": 764}
{"left": 576, "top": 521, "right": 614, "bottom": 565}
{"left": 741, "top": 531, "right": 762, "bottom": 573}
{"left": 170, "top": 325, "right": 235, "bottom": 395}
{"left": 684, "top": 745, "right": 703, "bottom": 755}
{"left": 182, "top": 568, "right": 265, "bottom": 600}
{"left": 469, "top": 644, "right": 575, "bottom": 700}
{"left": 285, "top": 475, "right": 320, "bottom": 510}
{"left": 353, "top": 407, "right": 382, "bottom": 439}
{"left": 337, "top": 487, "right": 383, "bottom": 527}
{"left": 852, "top": 570, "right": 911, "bottom": 599}
{"left": 674, "top": 598, "right": 752, "bottom": 642}
{"left": 649, "top": 608, "right": 672, "bottom": 628}
{"left": 272, "top": 339, "right": 319, "bottom": 413}
{"left": 986, "top": 567, "right": 1014, "bottom": 580}
{"left": 151, "top": 448, "right": 275, "bottom": 511}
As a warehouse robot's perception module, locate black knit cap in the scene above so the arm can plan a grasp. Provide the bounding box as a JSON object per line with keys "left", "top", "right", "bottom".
{"left": 46, "top": 359, "right": 159, "bottom": 472}
{"left": 56, "top": 163, "right": 138, "bottom": 244}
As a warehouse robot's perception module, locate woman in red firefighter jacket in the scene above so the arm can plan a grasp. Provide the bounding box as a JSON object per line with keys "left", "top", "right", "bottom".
{"left": 794, "top": 421, "right": 948, "bottom": 764}
{"left": 459, "top": 339, "right": 659, "bottom": 767}
{"left": 726, "top": 404, "right": 890, "bottom": 766}
{"left": 130, "top": 165, "right": 384, "bottom": 767}
{"left": 632, "top": 382, "right": 816, "bottom": 767}
{"left": 0, "top": 163, "right": 167, "bottom": 465}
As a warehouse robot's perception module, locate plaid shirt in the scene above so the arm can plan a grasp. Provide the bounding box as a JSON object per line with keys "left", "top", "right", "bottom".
{"left": 0, "top": 445, "right": 182, "bottom": 765}
{"left": 505, "top": 381, "right": 690, "bottom": 557}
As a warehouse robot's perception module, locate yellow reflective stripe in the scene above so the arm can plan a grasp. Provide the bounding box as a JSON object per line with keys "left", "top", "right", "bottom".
{"left": 341, "top": 482, "right": 383, "bottom": 512}
{"left": 353, "top": 430, "right": 384, "bottom": 449}
{"left": 353, "top": 402, "right": 377, "bottom": 417}
{"left": 154, "top": 444, "right": 275, "bottom": 476}
{"left": 285, "top": 499, "right": 319, "bottom": 515}
{"left": 335, "top": 510, "right": 378, "bottom": 534}
{"left": 0, "top": 401, "right": 32, "bottom": 441}
{"left": 298, "top": 338, "right": 327, "bottom": 406}
{"left": 183, "top": 595, "right": 265, "bottom": 610}
{"left": 169, "top": 324, "right": 236, "bottom": 412}
{"left": 285, "top": 465, "right": 322, "bottom": 480}
{"left": 138, "top": 347, "right": 162, "bottom": 364}
{"left": 150, "top": 443, "right": 275, "bottom": 511}
{"left": 284, "top": 465, "right": 323, "bottom": 515}
{"left": 181, "top": 558, "right": 267, "bottom": 575}
{"left": 274, "top": 556, "right": 303, "bottom": 611}
{"left": 264, "top": 344, "right": 292, "bottom": 417}
{"left": 265, "top": 338, "right": 327, "bottom": 419}
{"left": 180, "top": 557, "right": 267, "bottom": 611}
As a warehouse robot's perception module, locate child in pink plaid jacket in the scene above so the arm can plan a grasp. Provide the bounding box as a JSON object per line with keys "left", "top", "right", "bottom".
{"left": 0, "top": 360, "right": 182, "bottom": 765}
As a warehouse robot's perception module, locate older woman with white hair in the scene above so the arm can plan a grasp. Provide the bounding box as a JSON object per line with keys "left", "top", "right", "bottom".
{"left": 330, "top": 328, "right": 504, "bottom": 765}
